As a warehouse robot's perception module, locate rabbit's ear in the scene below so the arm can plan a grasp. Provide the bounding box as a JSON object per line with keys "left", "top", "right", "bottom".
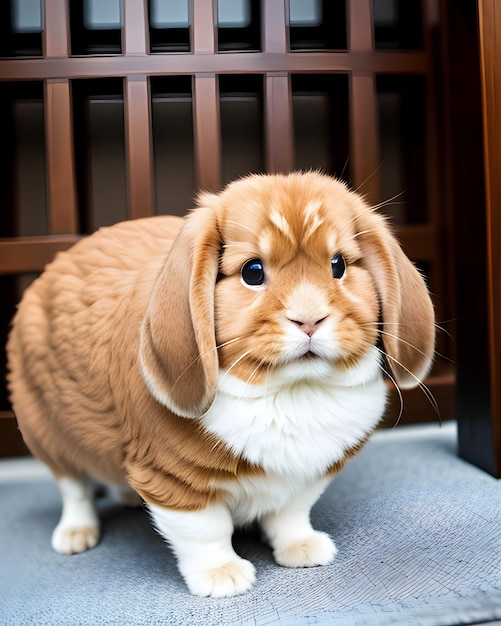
{"left": 358, "top": 211, "right": 435, "bottom": 389}
{"left": 139, "top": 205, "right": 221, "bottom": 417}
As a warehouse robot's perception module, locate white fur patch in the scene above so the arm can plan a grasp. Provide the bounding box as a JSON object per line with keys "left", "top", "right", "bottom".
{"left": 302, "top": 201, "right": 325, "bottom": 240}
{"left": 269, "top": 209, "right": 296, "bottom": 244}
{"left": 148, "top": 502, "right": 256, "bottom": 597}
{"left": 202, "top": 347, "right": 387, "bottom": 524}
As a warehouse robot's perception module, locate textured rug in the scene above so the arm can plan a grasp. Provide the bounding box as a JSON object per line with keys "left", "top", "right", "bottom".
{"left": 1, "top": 422, "right": 500, "bottom": 626}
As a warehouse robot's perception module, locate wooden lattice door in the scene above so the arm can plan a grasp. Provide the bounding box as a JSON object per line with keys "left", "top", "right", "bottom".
{"left": 0, "top": 0, "right": 452, "bottom": 454}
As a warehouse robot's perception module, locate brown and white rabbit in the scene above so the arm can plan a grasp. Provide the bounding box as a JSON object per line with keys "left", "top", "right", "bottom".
{"left": 7, "top": 172, "right": 435, "bottom": 597}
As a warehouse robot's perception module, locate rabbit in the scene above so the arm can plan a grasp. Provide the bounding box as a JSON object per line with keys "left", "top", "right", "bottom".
{"left": 7, "top": 171, "right": 435, "bottom": 597}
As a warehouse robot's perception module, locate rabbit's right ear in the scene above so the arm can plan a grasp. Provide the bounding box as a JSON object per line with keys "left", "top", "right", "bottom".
{"left": 139, "top": 205, "right": 221, "bottom": 418}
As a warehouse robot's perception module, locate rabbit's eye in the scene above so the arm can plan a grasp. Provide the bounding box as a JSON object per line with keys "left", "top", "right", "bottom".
{"left": 331, "top": 253, "right": 346, "bottom": 279}
{"left": 241, "top": 258, "right": 265, "bottom": 286}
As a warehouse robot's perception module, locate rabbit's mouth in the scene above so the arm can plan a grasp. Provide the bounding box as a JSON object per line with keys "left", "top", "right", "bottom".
{"left": 299, "top": 351, "right": 318, "bottom": 361}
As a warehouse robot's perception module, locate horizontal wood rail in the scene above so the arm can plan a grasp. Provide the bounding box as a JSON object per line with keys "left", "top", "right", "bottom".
{"left": 0, "top": 52, "right": 429, "bottom": 81}
{"left": 0, "top": 236, "right": 80, "bottom": 275}
{"left": 0, "top": 225, "right": 438, "bottom": 276}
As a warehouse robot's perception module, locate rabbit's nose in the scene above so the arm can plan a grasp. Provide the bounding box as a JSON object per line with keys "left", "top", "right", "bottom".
{"left": 287, "top": 316, "right": 328, "bottom": 337}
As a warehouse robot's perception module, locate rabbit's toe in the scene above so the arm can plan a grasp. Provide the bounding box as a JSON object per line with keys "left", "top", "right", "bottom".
{"left": 273, "top": 531, "right": 337, "bottom": 568}
{"left": 52, "top": 524, "right": 100, "bottom": 555}
{"left": 185, "top": 557, "right": 256, "bottom": 597}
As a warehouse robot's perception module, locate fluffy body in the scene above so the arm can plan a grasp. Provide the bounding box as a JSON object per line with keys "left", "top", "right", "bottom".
{"left": 7, "top": 172, "right": 435, "bottom": 597}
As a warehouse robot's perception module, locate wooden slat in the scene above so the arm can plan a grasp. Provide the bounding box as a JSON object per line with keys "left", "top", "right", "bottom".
{"left": 347, "top": 0, "right": 380, "bottom": 205}
{"left": 265, "top": 73, "right": 293, "bottom": 174}
{"left": 262, "top": 0, "right": 288, "bottom": 53}
{"left": 349, "top": 75, "right": 381, "bottom": 206}
{"left": 442, "top": 0, "right": 499, "bottom": 477}
{"left": 0, "top": 236, "right": 80, "bottom": 274}
{"left": 262, "top": 0, "right": 292, "bottom": 173}
{"left": 123, "top": 0, "right": 149, "bottom": 55}
{"left": 0, "top": 221, "right": 436, "bottom": 278}
{"left": 0, "top": 52, "right": 428, "bottom": 81}
{"left": 123, "top": 1, "right": 153, "bottom": 221}
{"left": 124, "top": 75, "right": 155, "bottom": 219}
{"left": 423, "top": 0, "right": 442, "bottom": 229}
{"left": 193, "top": 74, "right": 221, "bottom": 190}
{"left": 348, "top": 0, "right": 374, "bottom": 51}
{"left": 43, "top": 0, "right": 70, "bottom": 57}
{"left": 193, "top": 0, "right": 216, "bottom": 54}
{"left": 44, "top": 79, "right": 79, "bottom": 234}
{"left": 466, "top": 0, "right": 501, "bottom": 477}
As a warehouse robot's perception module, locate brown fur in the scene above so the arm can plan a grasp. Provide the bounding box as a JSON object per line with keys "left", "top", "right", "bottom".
{"left": 7, "top": 173, "right": 435, "bottom": 510}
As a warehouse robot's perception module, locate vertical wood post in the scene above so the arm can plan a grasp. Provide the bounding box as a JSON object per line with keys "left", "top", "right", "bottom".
{"left": 193, "top": 74, "right": 221, "bottom": 190}
{"left": 123, "top": 0, "right": 149, "bottom": 55}
{"left": 44, "top": 79, "right": 78, "bottom": 233}
{"left": 43, "top": 0, "right": 71, "bottom": 57}
{"left": 124, "top": 75, "right": 155, "bottom": 218}
{"left": 263, "top": 1, "right": 293, "bottom": 173}
{"left": 347, "top": 0, "right": 380, "bottom": 204}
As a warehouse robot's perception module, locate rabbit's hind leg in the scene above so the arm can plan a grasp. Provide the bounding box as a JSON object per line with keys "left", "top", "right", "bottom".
{"left": 51, "top": 475, "right": 100, "bottom": 555}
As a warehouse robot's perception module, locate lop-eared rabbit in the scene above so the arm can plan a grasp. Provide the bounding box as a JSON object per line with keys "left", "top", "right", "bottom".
{"left": 7, "top": 172, "right": 435, "bottom": 597}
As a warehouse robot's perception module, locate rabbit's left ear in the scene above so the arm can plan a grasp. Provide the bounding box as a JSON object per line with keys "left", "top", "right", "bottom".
{"left": 358, "top": 210, "right": 435, "bottom": 389}
{"left": 139, "top": 204, "right": 221, "bottom": 418}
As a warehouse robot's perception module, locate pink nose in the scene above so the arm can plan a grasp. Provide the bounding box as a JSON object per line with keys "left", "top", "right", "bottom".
{"left": 287, "top": 316, "right": 327, "bottom": 337}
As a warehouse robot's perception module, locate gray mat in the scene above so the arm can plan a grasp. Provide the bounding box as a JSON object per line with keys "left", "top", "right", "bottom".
{"left": 1, "top": 423, "right": 500, "bottom": 626}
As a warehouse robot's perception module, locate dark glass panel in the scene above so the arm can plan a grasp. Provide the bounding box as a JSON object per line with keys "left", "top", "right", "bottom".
{"left": 72, "top": 79, "right": 127, "bottom": 233}
{"left": 219, "top": 75, "right": 264, "bottom": 184}
{"left": 150, "top": 76, "right": 195, "bottom": 216}
{"left": 289, "top": 0, "right": 346, "bottom": 51}
{"left": 376, "top": 74, "right": 427, "bottom": 224}
{"left": 292, "top": 74, "right": 350, "bottom": 183}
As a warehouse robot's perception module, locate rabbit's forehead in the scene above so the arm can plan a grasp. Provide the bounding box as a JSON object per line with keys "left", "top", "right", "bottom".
{"left": 222, "top": 196, "right": 360, "bottom": 263}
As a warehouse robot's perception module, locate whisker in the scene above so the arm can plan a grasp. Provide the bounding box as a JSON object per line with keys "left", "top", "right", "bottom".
{"left": 339, "top": 155, "right": 350, "bottom": 181}
{"left": 222, "top": 353, "right": 270, "bottom": 409}
{"left": 366, "top": 191, "right": 407, "bottom": 213}
{"left": 362, "top": 322, "right": 454, "bottom": 364}
{"left": 375, "top": 346, "right": 441, "bottom": 422}
{"left": 376, "top": 360, "right": 404, "bottom": 428}
{"left": 245, "top": 365, "right": 261, "bottom": 387}
{"left": 220, "top": 349, "right": 253, "bottom": 383}
{"left": 171, "top": 336, "right": 245, "bottom": 391}
{"left": 263, "top": 361, "right": 272, "bottom": 398}
{"left": 216, "top": 337, "right": 247, "bottom": 351}
{"left": 433, "top": 322, "right": 456, "bottom": 343}
{"left": 350, "top": 229, "right": 374, "bottom": 240}
{"left": 377, "top": 329, "right": 437, "bottom": 362}
{"left": 353, "top": 162, "right": 383, "bottom": 194}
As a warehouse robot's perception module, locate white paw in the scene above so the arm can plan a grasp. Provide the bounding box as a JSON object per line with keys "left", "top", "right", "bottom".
{"left": 52, "top": 524, "right": 100, "bottom": 555}
{"left": 273, "top": 531, "right": 337, "bottom": 568}
{"left": 185, "top": 557, "right": 256, "bottom": 597}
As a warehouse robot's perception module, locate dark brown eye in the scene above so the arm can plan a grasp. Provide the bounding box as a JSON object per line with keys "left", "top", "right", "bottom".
{"left": 241, "top": 259, "right": 265, "bottom": 286}
{"left": 331, "top": 253, "right": 346, "bottom": 279}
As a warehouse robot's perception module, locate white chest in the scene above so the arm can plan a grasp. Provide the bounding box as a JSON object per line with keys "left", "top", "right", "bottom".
{"left": 201, "top": 350, "right": 387, "bottom": 522}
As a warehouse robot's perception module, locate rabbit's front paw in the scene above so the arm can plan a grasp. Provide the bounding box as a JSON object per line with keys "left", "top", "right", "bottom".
{"left": 52, "top": 524, "right": 100, "bottom": 555}
{"left": 273, "top": 531, "right": 337, "bottom": 568}
{"left": 185, "top": 557, "right": 256, "bottom": 597}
